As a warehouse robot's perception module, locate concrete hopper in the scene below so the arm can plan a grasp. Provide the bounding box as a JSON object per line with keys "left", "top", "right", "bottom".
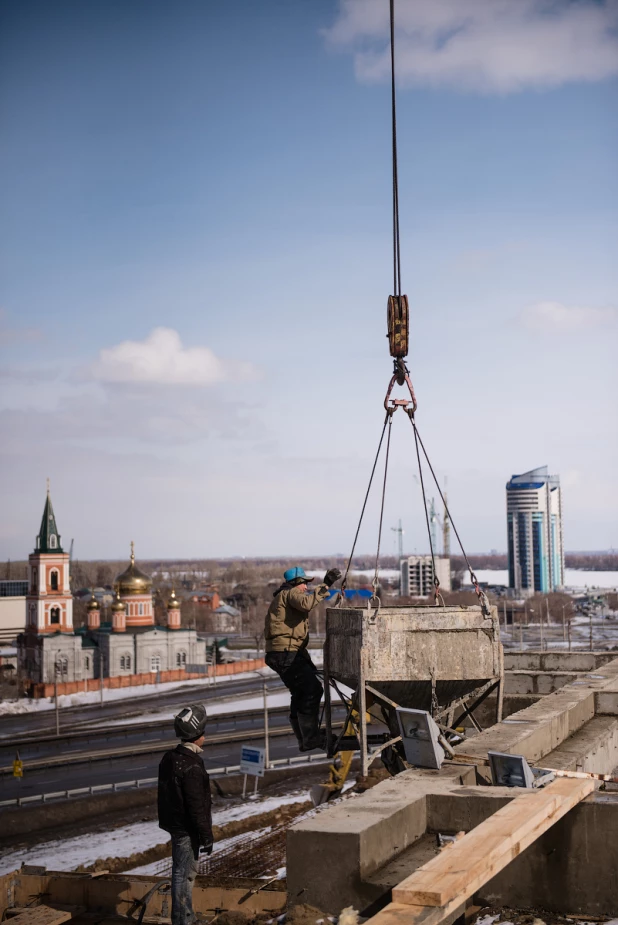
{"left": 323, "top": 603, "right": 504, "bottom": 775}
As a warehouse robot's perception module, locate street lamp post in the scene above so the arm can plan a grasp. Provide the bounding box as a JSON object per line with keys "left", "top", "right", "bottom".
{"left": 100, "top": 649, "right": 106, "bottom": 707}
{"left": 54, "top": 658, "right": 60, "bottom": 736}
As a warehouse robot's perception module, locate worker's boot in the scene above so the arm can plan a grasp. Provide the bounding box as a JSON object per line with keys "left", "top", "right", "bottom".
{"left": 289, "top": 714, "right": 304, "bottom": 750}
{"left": 297, "top": 712, "right": 327, "bottom": 752}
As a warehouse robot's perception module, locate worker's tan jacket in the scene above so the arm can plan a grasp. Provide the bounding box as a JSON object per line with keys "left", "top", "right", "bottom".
{"left": 265, "top": 583, "right": 330, "bottom": 653}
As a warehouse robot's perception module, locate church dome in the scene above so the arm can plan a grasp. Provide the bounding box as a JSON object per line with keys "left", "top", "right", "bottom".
{"left": 115, "top": 542, "right": 152, "bottom": 596}
{"left": 167, "top": 589, "right": 181, "bottom": 610}
{"left": 111, "top": 591, "right": 126, "bottom": 613}
{"left": 87, "top": 593, "right": 100, "bottom": 612}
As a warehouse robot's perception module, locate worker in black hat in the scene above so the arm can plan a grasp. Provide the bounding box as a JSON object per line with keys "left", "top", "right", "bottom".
{"left": 265, "top": 566, "right": 341, "bottom": 751}
{"left": 158, "top": 704, "right": 213, "bottom": 925}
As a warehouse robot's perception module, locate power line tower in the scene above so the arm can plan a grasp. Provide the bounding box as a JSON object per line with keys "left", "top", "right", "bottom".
{"left": 391, "top": 519, "right": 404, "bottom": 560}
{"left": 442, "top": 477, "right": 451, "bottom": 558}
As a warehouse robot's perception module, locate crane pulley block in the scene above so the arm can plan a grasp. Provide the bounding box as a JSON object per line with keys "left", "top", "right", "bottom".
{"left": 387, "top": 294, "right": 409, "bottom": 359}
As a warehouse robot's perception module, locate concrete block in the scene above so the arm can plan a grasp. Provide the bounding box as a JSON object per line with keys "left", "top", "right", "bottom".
{"left": 542, "top": 714, "right": 618, "bottom": 775}
{"left": 504, "top": 671, "right": 577, "bottom": 695}
{"left": 503, "top": 652, "right": 615, "bottom": 673}
{"left": 287, "top": 765, "right": 474, "bottom": 911}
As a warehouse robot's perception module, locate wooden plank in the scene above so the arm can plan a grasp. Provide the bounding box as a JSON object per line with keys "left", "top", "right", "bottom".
{"left": 364, "top": 900, "right": 461, "bottom": 925}
{"left": 6, "top": 906, "right": 72, "bottom": 925}
{"left": 392, "top": 777, "right": 593, "bottom": 908}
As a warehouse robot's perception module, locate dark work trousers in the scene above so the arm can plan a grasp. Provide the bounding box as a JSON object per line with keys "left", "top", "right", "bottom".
{"left": 265, "top": 648, "right": 323, "bottom": 723}
{"left": 170, "top": 833, "right": 199, "bottom": 925}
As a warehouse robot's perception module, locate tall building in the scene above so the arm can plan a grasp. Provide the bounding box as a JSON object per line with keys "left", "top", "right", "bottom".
{"left": 506, "top": 466, "right": 564, "bottom": 597}
{"left": 400, "top": 555, "right": 451, "bottom": 597}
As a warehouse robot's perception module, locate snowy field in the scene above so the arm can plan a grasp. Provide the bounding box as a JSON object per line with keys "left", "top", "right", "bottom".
{"left": 0, "top": 790, "right": 309, "bottom": 875}
{"left": 463, "top": 568, "right": 618, "bottom": 590}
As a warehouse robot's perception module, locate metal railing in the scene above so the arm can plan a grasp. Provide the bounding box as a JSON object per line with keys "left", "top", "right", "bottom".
{"left": 0, "top": 752, "right": 330, "bottom": 809}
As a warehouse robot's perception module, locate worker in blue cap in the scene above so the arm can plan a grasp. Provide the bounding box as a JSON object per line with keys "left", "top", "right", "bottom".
{"left": 265, "top": 566, "right": 341, "bottom": 751}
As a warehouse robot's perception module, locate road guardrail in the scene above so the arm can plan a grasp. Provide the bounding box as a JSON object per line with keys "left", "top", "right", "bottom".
{"left": 0, "top": 752, "right": 332, "bottom": 809}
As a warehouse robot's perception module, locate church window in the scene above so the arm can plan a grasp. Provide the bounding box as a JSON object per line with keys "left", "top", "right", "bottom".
{"left": 176, "top": 651, "right": 187, "bottom": 667}
{"left": 49, "top": 535, "right": 57, "bottom": 549}
{"left": 84, "top": 656, "right": 90, "bottom": 670}
{"left": 50, "top": 607, "right": 60, "bottom": 624}
{"left": 50, "top": 570, "right": 59, "bottom": 591}
{"left": 29, "top": 603, "right": 36, "bottom": 624}
{"left": 138, "top": 603, "right": 144, "bottom": 616}
{"left": 120, "top": 656, "right": 125, "bottom": 669}
{"left": 32, "top": 569, "right": 38, "bottom": 591}
{"left": 150, "top": 655, "right": 161, "bottom": 671}
{"left": 125, "top": 654, "right": 131, "bottom": 670}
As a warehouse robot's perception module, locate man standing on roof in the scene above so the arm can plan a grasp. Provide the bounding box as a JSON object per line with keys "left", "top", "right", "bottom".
{"left": 158, "top": 704, "right": 213, "bottom": 925}
{"left": 265, "top": 566, "right": 341, "bottom": 752}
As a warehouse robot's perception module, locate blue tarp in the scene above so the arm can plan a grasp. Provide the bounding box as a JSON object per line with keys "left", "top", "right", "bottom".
{"left": 326, "top": 588, "right": 373, "bottom": 600}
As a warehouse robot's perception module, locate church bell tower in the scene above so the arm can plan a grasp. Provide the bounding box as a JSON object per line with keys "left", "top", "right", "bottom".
{"left": 26, "top": 484, "right": 73, "bottom": 634}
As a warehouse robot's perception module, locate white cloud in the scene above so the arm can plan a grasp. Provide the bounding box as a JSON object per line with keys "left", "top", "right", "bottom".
{"left": 324, "top": 0, "right": 618, "bottom": 93}
{"left": 90, "top": 327, "right": 256, "bottom": 386}
{"left": 520, "top": 300, "right": 617, "bottom": 331}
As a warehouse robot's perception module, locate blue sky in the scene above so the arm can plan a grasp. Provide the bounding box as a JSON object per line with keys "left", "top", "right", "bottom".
{"left": 1, "top": 0, "right": 616, "bottom": 561}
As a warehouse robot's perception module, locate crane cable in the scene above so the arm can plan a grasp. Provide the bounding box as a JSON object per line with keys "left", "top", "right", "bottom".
{"left": 340, "top": 0, "right": 489, "bottom": 616}
{"left": 390, "top": 0, "right": 402, "bottom": 301}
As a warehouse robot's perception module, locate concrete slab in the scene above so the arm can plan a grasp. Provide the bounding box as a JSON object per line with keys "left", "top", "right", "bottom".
{"left": 503, "top": 651, "right": 616, "bottom": 672}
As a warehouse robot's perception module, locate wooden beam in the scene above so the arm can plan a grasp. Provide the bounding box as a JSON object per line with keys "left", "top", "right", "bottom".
{"left": 6, "top": 907, "right": 72, "bottom": 925}
{"left": 392, "top": 777, "right": 593, "bottom": 909}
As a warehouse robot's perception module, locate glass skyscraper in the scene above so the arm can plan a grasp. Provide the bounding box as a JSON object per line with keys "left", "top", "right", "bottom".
{"left": 506, "top": 466, "right": 564, "bottom": 596}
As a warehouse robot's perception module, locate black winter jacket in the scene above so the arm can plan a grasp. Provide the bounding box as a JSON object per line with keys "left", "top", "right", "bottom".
{"left": 158, "top": 745, "right": 213, "bottom": 847}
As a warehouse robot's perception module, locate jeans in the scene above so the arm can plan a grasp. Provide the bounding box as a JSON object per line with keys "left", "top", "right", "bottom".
{"left": 265, "top": 649, "right": 323, "bottom": 731}
{"left": 171, "top": 833, "right": 199, "bottom": 925}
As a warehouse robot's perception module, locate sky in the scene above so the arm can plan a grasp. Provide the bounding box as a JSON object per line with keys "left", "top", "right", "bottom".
{"left": 0, "top": 0, "right": 616, "bottom": 562}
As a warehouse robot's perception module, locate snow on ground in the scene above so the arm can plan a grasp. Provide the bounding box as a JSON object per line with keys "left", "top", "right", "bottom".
{"left": 464, "top": 568, "right": 618, "bottom": 590}
{"left": 0, "top": 791, "right": 309, "bottom": 875}
{"left": 0, "top": 667, "right": 274, "bottom": 718}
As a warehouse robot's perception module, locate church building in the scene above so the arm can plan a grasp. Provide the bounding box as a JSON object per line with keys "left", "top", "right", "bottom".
{"left": 18, "top": 489, "right": 208, "bottom": 686}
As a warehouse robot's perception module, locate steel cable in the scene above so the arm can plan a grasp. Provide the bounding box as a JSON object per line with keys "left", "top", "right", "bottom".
{"left": 372, "top": 413, "right": 393, "bottom": 597}
{"left": 390, "top": 0, "right": 402, "bottom": 299}
{"left": 341, "top": 412, "right": 391, "bottom": 592}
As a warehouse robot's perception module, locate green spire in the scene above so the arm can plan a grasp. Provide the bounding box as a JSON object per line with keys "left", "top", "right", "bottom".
{"left": 36, "top": 480, "right": 63, "bottom": 553}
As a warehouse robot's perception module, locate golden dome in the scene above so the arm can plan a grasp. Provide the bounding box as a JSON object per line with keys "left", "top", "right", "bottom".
{"left": 87, "top": 593, "right": 100, "bottom": 612}
{"left": 168, "top": 589, "right": 181, "bottom": 610}
{"left": 111, "top": 591, "right": 127, "bottom": 613}
{"left": 114, "top": 541, "right": 152, "bottom": 596}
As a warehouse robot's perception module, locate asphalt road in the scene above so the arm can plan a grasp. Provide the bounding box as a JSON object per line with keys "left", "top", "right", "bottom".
{"left": 0, "top": 724, "right": 326, "bottom": 801}
{"left": 0, "top": 673, "right": 285, "bottom": 741}
{"left": 0, "top": 703, "right": 295, "bottom": 764}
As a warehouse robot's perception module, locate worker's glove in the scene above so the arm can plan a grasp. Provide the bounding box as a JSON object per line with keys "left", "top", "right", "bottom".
{"left": 323, "top": 568, "right": 342, "bottom": 588}
{"left": 199, "top": 843, "right": 213, "bottom": 856}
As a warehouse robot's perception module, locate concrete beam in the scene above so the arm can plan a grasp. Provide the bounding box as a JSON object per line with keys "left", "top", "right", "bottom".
{"left": 454, "top": 656, "right": 618, "bottom": 764}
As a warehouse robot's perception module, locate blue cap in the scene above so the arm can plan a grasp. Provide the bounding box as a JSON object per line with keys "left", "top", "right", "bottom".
{"left": 283, "top": 566, "right": 314, "bottom": 583}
